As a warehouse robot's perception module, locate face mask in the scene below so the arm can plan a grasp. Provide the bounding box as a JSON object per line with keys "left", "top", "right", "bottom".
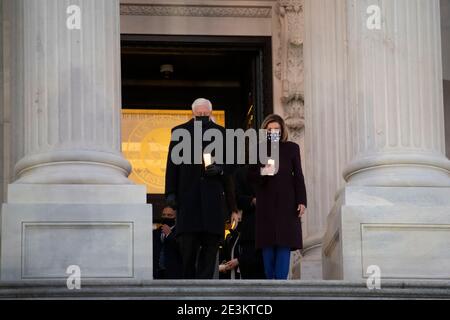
{"left": 161, "top": 218, "right": 175, "bottom": 227}
{"left": 195, "top": 116, "right": 210, "bottom": 125}
{"left": 267, "top": 130, "right": 281, "bottom": 143}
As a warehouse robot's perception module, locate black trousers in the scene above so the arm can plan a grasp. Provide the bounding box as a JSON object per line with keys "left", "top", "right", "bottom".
{"left": 239, "top": 244, "right": 266, "bottom": 280}
{"left": 177, "top": 232, "right": 221, "bottom": 279}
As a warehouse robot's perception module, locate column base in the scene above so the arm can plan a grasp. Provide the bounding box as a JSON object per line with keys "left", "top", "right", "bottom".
{"left": 0, "top": 184, "right": 153, "bottom": 282}
{"left": 343, "top": 153, "right": 450, "bottom": 187}
{"left": 300, "top": 241, "right": 323, "bottom": 280}
{"left": 322, "top": 186, "right": 450, "bottom": 281}
{"left": 288, "top": 250, "right": 302, "bottom": 280}
{"left": 14, "top": 150, "right": 133, "bottom": 185}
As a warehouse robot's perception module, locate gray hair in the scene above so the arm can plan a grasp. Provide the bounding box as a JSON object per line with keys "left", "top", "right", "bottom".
{"left": 192, "top": 98, "right": 212, "bottom": 112}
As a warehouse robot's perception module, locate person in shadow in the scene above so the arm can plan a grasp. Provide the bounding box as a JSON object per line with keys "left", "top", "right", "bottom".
{"left": 232, "top": 165, "right": 266, "bottom": 279}
{"left": 153, "top": 205, "right": 183, "bottom": 279}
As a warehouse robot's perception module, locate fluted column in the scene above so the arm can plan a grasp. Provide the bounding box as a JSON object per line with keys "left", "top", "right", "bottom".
{"left": 343, "top": 0, "right": 450, "bottom": 186}
{"left": 321, "top": 0, "right": 450, "bottom": 281}
{"left": 0, "top": 0, "right": 4, "bottom": 200}
{"left": 302, "top": 0, "right": 350, "bottom": 278}
{"left": 13, "top": 0, "right": 131, "bottom": 184}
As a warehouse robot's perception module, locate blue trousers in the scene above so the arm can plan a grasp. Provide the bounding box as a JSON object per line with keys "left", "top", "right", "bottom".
{"left": 262, "top": 246, "right": 291, "bottom": 280}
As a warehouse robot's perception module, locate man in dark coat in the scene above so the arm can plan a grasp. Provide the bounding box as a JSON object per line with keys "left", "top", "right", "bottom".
{"left": 165, "top": 98, "right": 238, "bottom": 279}
{"left": 153, "top": 205, "right": 183, "bottom": 279}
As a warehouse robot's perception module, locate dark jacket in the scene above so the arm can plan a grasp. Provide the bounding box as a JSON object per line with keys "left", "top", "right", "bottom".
{"left": 165, "top": 118, "right": 237, "bottom": 237}
{"left": 234, "top": 165, "right": 265, "bottom": 279}
{"left": 153, "top": 226, "right": 183, "bottom": 279}
{"left": 249, "top": 141, "right": 307, "bottom": 250}
{"left": 234, "top": 165, "right": 257, "bottom": 244}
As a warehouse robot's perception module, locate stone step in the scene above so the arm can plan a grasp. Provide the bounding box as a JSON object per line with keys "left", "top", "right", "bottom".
{"left": 0, "top": 280, "right": 449, "bottom": 300}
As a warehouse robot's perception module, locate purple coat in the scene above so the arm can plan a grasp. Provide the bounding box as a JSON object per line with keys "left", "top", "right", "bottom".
{"left": 249, "top": 141, "right": 307, "bottom": 250}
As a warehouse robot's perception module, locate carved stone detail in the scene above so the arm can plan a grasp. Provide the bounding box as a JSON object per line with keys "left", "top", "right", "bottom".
{"left": 276, "top": 0, "right": 304, "bottom": 138}
{"left": 120, "top": 4, "right": 272, "bottom": 18}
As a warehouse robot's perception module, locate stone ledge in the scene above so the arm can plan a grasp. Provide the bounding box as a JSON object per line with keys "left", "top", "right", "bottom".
{"left": 7, "top": 184, "right": 147, "bottom": 204}
{"left": 0, "top": 280, "right": 449, "bottom": 300}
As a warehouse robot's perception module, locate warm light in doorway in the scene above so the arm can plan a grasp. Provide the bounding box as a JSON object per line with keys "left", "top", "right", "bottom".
{"left": 121, "top": 109, "right": 225, "bottom": 194}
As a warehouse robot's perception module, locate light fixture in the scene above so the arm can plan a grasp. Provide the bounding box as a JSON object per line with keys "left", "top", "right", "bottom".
{"left": 160, "top": 64, "right": 174, "bottom": 79}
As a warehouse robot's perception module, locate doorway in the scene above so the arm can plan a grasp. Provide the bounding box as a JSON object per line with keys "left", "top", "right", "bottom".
{"left": 120, "top": 34, "right": 273, "bottom": 217}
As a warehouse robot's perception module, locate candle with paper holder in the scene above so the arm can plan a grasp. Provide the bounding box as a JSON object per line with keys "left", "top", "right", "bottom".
{"left": 261, "top": 158, "right": 276, "bottom": 176}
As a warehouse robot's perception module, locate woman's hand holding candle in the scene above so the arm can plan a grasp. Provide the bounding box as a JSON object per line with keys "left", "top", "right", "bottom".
{"left": 261, "top": 159, "right": 276, "bottom": 176}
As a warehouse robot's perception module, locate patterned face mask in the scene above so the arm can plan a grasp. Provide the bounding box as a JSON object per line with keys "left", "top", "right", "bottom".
{"left": 267, "top": 130, "right": 281, "bottom": 143}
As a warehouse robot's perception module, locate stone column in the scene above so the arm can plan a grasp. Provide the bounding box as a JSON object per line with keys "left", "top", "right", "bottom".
{"left": 1, "top": 0, "right": 24, "bottom": 204}
{"left": 322, "top": 0, "right": 450, "bottom": 280}
{"left": 13, "top": 0, "right": 131, "bottom": 185}
{"left": 343, "top": 0, "right": 450, "bottom": 187}
{"left": 1, "top": 0, "right": 152, "bottom": 282}
{"left": 0, "top": 0, "right": 4, "bottom": 202}
{"left": 440, "top": 0, "right": 450, "bottom": 159}
{"left": 302, "top": 0, "right": 350, "bottom": 279}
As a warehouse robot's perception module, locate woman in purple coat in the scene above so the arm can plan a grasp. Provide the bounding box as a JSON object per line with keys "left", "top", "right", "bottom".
{"left": 249, "top": 114, "right": 307, "bottom": 280}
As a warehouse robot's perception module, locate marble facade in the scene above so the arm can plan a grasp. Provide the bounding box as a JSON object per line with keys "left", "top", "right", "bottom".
{"left": 0, "top": 0, "right": 449, "bottom": 284}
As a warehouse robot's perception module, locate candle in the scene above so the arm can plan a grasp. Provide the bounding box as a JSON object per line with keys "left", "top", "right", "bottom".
{"left": 261, "top": 159, "right": 276, "bottom": 176}
{"left": 203, "top": 153, "right": 212, "bottom": 167}
{"left": 267, "top": 159, "right": 275, "bottom": 176}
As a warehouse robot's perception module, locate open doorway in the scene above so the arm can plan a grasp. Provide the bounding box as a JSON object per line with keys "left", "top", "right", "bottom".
{"left": 120, "top": 34, "right": 273, "bottom": 218}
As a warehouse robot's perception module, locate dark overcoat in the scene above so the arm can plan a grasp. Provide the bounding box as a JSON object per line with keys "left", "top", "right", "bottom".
{"left": 165, "top": 119, "right": 236, "bottom": 237}
{"left": 234, "top": 165, "right": 266, "bottom": 279}
{"left": 249, "top": 141, "right": 307, "bottom": 250}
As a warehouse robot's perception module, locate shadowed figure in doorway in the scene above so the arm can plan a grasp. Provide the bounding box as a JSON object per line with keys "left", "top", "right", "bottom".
{"left": 153, "top": 205, "right": 183, "bottom": 279}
